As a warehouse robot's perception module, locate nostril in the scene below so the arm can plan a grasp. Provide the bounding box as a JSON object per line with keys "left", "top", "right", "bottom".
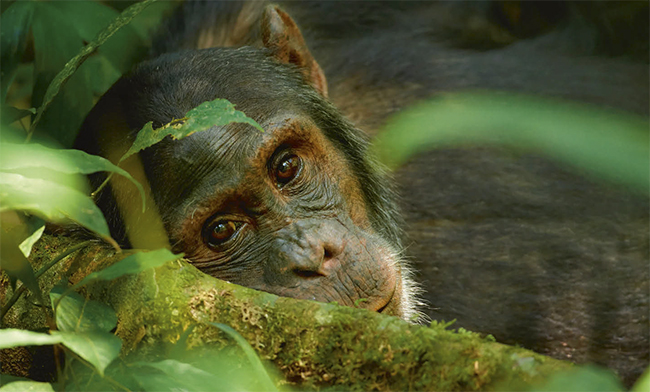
{"left": 323, "top": 246, "right": 334, "bottom": 260}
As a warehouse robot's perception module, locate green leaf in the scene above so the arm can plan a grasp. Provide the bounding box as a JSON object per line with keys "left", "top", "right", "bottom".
{"left": 0, "top": 1, "right": 34, "bottom": 102}
{"left": 632, "top": 367, "right": 650, "bottom": 392}
{"left": 530, "top": 365, "right": 623, "bottom": 392}
{"left": 0, "top": 143, "right": 145, "bottom": 209}
{"left": 0, "top": 212, "right": 42, "bottom": 302}
{"left": 0, "top": 172, "right": 110, "bottom": 238}
{"left": 76, "top": 248, "right": 183, "bottom": 287}
{"left": 49, "top": 1, "right": 147, "bottom": 76}
{"left": 0, "top": 329, "right": 62, "bottom": 349}
{"left": 372, "top": 92, "right": 650, "bottom": 193}
{"left": 19, "top": 220, "right": 45, "bottom": 258}
{"left": 207, "top": 323, "right": 278, "bottom": 392}
{"left": 49, "top": 287, "right": 118, "bottom": 333}
{"left": 120, "top": 99, "right": 264, "bottom": 162}
{"left": 0, "top": 381, "right": 55, "bottom": 392}
{"left": 30, "top": 1, "right": 91, "bottom": 146}
{"left": 28, "top": 0, "right": 156, "bottom": 145}
{"left": 52, "top": 330, "right": 121, "bottom": 377}
{"left": 0, "top": 106, "right": 36, "bottom": 127}
{"left": 130, "top": 360, "right": 222, "bottom": 392}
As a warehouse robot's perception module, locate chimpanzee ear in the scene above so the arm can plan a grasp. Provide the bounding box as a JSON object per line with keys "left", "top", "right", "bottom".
{"left": 261, "top": 5, "right": 328, "bottom": 97}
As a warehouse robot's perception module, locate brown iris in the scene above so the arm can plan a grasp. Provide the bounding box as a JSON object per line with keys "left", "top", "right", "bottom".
{"left": 205, "top": 221, "right": 239, "bottom": 247}
{"left": 275, "top": 154, "right": 302, "bottom": 186}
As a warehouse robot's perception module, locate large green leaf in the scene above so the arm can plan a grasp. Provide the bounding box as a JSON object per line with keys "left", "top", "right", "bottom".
{"left": 75, "top": 248, "right": 183, "bottom": 288}
{"left": 0, "top": 143, "right": 145, "bottom": 208}
{"left": 372, "top": 92, "right": 650, "bottom": 193}
{"left": 0, "top": 172, "right": 110, "bottom": 238}
{"left": 0, "top": 381, "right": 55, "bottom": 392}
{"left": 29, "top": 0, "right": 155, "bottom": 146}
{"left": 0, "top": 1, "right": 34, "bottom": 102}
{"left": 121, "top": 99, "right": 263, "bottom": 162}
{"left": 49, "top": 1, "right": 147, "bottom": 75}
{"left": 30, "top": 1, "right": 91, "bottom": 146}
{"left": 0, "top": 329, "right": 62, "bottom": 349}
{"left": 51, "top": 330, "right": 122, "bottom": 377}
{"left": 49, "top": 287, "right": 118, "bottom": 333}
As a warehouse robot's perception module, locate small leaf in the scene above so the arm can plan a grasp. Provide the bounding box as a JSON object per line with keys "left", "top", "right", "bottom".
{"left": 0, "top": 381, "right": 55, "bottom": 392}
{"left": 49, "top": 287, "right": 118, "bottom": 333}
{"left": 0, "top": 172, "right": 110, "bottom": 238}
{"left": 0, "top": 106, "right": 36, "bottom": 126}
{"left": 0, "top": 143, "right": 145, "bottom": 209}
{"left": 0, "top": 329, "right": 62, "bottom": 349}
{"left": 52, "top": 330, "right": 121, "bottom": 377}
{"left": 120, "top": 99, "right": 263, "bottom": 162}
{"left": 0, "top": 1, "right": 34, "bottom": 102}
{"left": 76, "top": 249, "right": 183, "bottom": 287}
{"left": 19, "top": 224, "right": 45, "bottom": 258}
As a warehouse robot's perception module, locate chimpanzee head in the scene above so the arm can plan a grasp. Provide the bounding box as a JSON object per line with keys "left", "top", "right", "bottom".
{"left": 77, "top": 6, "right": 420, "bottom": 320}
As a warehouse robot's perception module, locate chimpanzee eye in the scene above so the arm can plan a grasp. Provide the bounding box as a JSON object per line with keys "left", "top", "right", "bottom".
{"left": 274, "top": 154, "right": 302, "bottom": 187}
{"left": 203, "top": 220, "right": 242, "bottom": 248}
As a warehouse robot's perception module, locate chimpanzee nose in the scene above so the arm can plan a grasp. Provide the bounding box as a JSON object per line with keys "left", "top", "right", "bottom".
{"left": 271, "top": 219, "right": 345, "bottom": 278}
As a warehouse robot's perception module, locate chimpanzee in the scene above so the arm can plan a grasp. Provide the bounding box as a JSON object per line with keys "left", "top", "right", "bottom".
{"left": 75, "top": 3, "right": 421, "bottom": 321}
{"left": 76, "top": 0, "right": 649, "bottom": 386}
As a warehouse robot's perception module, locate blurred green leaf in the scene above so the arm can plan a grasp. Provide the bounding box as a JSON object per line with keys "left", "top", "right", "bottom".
{"left": 207, "top": 323, "right": 278, "bottom": 392}
{"left": 49, "top": 1, "right": 147, "bottom": 75}
{"left": 372, "top": 92, "right": 650, "bottom": 193}
{"left": 76, "top": 248, "right": 183, "bottom": 288}
{"left": 49, "top": 286, "right": 118, "bottom": 333}
{"left": 0, "top": 143, "right": 145, "bottom": 208}
{"left": 51, "top": 330, "right": 121, "bottom": 377}
{"left": 529, "top": 366, "right": 623, "bottom": 392}
{"left": 30, "top": 1, "right": 92, "bottom": 146}
{"left": 0, "top": 172, "right": 110, "bottom": 238}
{"left": 130, "top": 360, "right": 223, "bottom": 392}
{"left": 0, "top": 1, "right": 34, "bottom": 102}
{"left": 127, "top": 1, "right": 179, "bottom": 41}
{"left": 121, "top": 99, "right": 263, "bottom": 162}
{"left": 632, "top": 367, "right": 650, "bottom": 392}
{"left": 0, "top": 211, "right": 42, "bottom": 303}
{"left": 0, "top": 381, "right": 55, "bottom": 392}
{"left": 0, "top": 329, "right": 62, "bottom": 349}
{"left": 29, "top": 0, "right": 155, "bottom": 146}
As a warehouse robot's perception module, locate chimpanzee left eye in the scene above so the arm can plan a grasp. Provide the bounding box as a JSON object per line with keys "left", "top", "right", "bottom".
{"left": 274, "top": 154, "right": 302, "bottom": 187}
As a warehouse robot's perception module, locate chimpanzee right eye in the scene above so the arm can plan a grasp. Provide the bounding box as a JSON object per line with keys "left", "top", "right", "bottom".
{"left": 202, "top": 220, "right": 243, "bottom": 249}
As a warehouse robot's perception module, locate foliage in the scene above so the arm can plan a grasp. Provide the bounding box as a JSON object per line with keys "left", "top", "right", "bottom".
{"left": 1, "top": 1, "right": 270, "bottom": 390}
{"left": 372, "top": 92, "right": 650, "bottom": 194}
{"left": 1, "top": 0, "right": 647, "bottom": 391}
{"left": 122, "top": 99, "right": 263, "bottom": 163}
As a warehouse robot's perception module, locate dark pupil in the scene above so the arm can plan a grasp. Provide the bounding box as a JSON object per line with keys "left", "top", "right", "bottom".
{"left": 211, "top": 221, "right": 237, "bottom": 243}
{"left": 276, "top": 155, "right": 300, "bottom": 184}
